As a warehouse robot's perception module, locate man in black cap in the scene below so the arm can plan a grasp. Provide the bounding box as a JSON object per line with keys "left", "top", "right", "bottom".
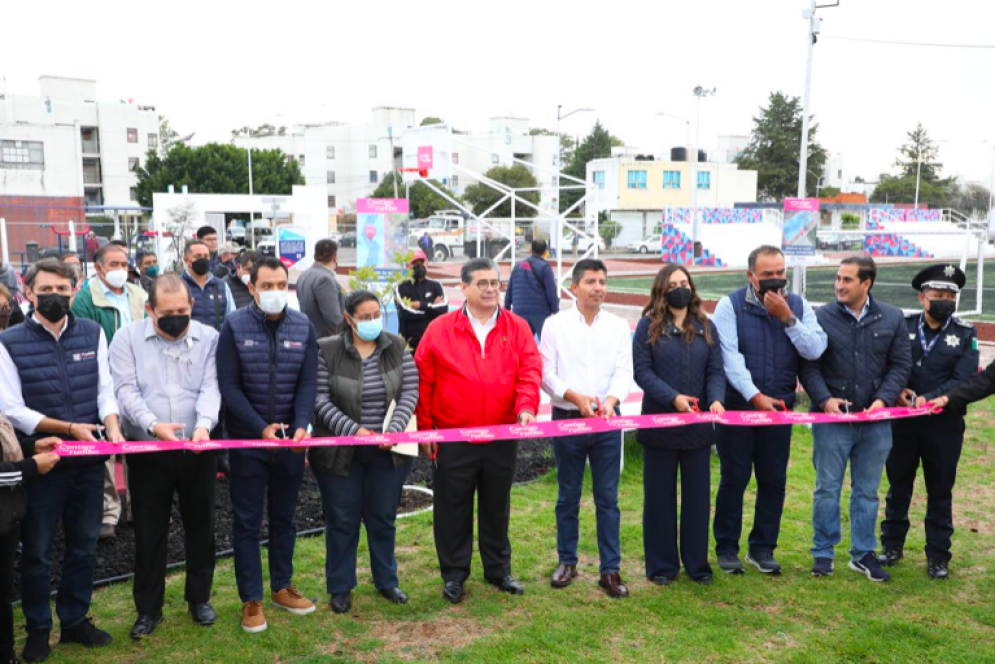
{"left": 879, "top": 263, "right": 977, "bottom": 579}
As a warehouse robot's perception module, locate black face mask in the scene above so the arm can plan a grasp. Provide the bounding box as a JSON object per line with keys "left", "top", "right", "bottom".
{"left": 35, "top": 293, "right": 71, "bottom": 323}
{"left": 156, "top": 314, "right": 190, "bottom": 338}
{"left": 412, "top": 265, "right": 427, "bottom": 280}
{"left": 665, "top": 287, "right": 693, "bottom": 309}
{"left": 927, "top": 299, "right": 956, "bottom": 322}
{"left": 757, "top": 278, "right": 787, "bottom": 298}
{"left": 191, "top": 258, "right": 210, "bottom": 276}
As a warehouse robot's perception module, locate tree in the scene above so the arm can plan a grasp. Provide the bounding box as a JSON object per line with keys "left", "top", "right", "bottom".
{"left": 370, "top": 172, "right": 459, "bottom": 219}
{"left": 560, "top": 121, "right": 624, "bottom": 214}
{"left": 134, "top": 143, "right": 304, "bottom": 208}
{"left": 895, "top": 123, "right": 943, "bottom": 183}
{"left": 598, "top": 212, "right": 622, "bottom": 248}
{"left": 947, "top": 180, "right": 992, "bottom": 217}
{"left": 735, "top": 91, "right": 828, "bottom": 201}
{"left": 229, "top": 124, "right": 287, "bottom": 140}
{"left": 420, "top": 117, "right": 444, "bottom": 126}
{"left": 870, "top": 175, "right": 948, "bottom": 208}
{"left": 463, "top": 165, "right": 540, "bottom": 219}
{"left": 820, "top": 186, "right": 841, "bottom": 198}
{"left": 157, "top": 115, "right": 180, "bottom": 156}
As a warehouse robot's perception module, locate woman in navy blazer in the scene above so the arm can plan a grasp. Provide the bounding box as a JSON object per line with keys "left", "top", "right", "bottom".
{"left": 633, "top": 263, "right": 725, "bottom": 585}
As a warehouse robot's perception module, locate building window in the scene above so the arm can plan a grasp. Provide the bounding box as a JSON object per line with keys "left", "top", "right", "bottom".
{"left": 128, "top": 157, "right": 139, "bottom": 172}
{"left": 327, "top": 195, "right": 336, "bottom": 208}
{"left": 299, "top": 155, "right": 305, "bottom": 169}
{"left": 697, "top": 171, "right": 711, "bottom": 190}
{"left": 148, "top": 133, "right": 158, "bottom": 149}
{"left": 129, "top": 187, "right": 138, "bottom": 202}
{"left": 82, "top": 158, "right": 101, "bottom": 184}
{"left": 626, "top": 170, "right": 647, "bottom": 189}
{"left": 326, "top": 146, "right": 335, "bottom": 159}
{"left": 370, "top": 170, "right": 378, "bottom": 183}
{"left": 451, "top": 175, "right": 459, "bottom": 188}
{"left": 663, "top": 170, "right": 681, "bottom": 189}
{"left": 81, "top": 127, "right": 100, "bottom": 154}
{"left": 369, "top": 145, "right": 377, "bottom": 159}
{"left": 84, "top": 188, "right": 103, "bottom": 207}
{"left": 592, "top": 171, "right": 605, "bottom": 190}
{"left": 0, "top": 140, "right": 45, "bottom": 170}
{"left": 127, "top": 128, "right": 138, "bottom": 143}
{"left": 327, "top": 171, "right": 335, "bottom": 184}
{"left": 492, "top": 154, "right": 499, "bottom": 164}
{"left": 453, "top": 153, "right": 458, "bottom": 164}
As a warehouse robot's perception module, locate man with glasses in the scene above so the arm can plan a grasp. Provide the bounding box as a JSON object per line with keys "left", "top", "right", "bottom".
{"left": 0, "top": 259, "right": 124, "bottom": 661}
{"left": 415, "top": 257, "right": 542, "bottom": 604}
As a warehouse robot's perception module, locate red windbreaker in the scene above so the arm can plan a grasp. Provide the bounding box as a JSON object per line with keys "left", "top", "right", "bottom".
{"left": 414, "top": 307, "right": 541, "bottom": 437}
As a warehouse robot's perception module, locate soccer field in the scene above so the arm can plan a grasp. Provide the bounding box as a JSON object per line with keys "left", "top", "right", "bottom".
{"left": 612, "top": 259, "right": 995, "bottom": 319}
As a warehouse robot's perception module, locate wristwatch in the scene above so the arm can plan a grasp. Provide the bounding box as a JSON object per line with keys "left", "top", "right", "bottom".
{"left": 784, "top": 315, "right": 798, "bottom": 328}
{"left": 147, "top": 420, "right": 159, "bottom": 437}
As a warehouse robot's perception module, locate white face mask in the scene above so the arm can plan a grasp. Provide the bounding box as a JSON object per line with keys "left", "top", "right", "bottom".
{"left": 257, "top": 289, "right": 288, "bottom": 315}
{"left": 240, "top": 274, "right": 251, "bottom": 286}
{"left": 104, "top": 269, "right": 128, "bottom": 289}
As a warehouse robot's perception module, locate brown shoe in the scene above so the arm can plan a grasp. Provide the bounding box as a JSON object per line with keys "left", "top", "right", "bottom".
{"left": 598, "top": 572, "right": 630, "bottom": 598}
{"left": 550, "top": 563, "right": 578, "bottom": 588}
{"left": 271, "top": 585, "right": 316, "bottom": 615}
{"left": 241, "top": 601, "right": 267, "bottom": 633}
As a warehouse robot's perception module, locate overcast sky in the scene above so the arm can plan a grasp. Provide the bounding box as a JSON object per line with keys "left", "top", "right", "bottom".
{"left": 4, "top": 0, "right": 994, "bottom": 188}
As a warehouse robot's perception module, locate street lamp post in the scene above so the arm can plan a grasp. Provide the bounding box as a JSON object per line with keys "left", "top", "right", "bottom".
{"left": 691, "top": 87, "right": 716, "bottom": 250}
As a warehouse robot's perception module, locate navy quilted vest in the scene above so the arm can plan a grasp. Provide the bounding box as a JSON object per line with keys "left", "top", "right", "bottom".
{"left": 727, "top": 286, "right": 804, "bottom": 409}
{"left": 0, "top": 314, "right": 105, "bottom": 468}
{"left": 508, "top": 257, "right": 552, "bottom": 317}
{"left": 183, "top": 271, "right": 228, "bottom": 331}
{"left": 225, "top": 304, "right": 310, "bottom": 436}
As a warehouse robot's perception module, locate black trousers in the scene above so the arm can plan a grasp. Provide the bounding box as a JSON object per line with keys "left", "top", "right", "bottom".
{"left": 881, "top": 413, "right": 964, "bottom": 562}
{"left": 0, "top": 525, "right": 18, "bottom": 660}
{"left": 129, "top": 450, "right": 218, "bottom": 615}
{"left": 643, "top": 445, "right": 712, "bottom": 580}
{"left": 713, "top": 424, "right": 793, "bottom": 555}
{"left": 433, "top": 441, "right": 518, "bottom": 583}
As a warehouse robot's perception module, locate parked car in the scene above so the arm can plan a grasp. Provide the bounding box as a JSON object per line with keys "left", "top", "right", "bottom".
{"left": 339, "top": 231, "right": 357, "bottom": 248}
{"left": 564, "top": 233, "right": 606, "bottom": 253}
{"left": 628, "top": 235, "right": 662, "bottom": 254}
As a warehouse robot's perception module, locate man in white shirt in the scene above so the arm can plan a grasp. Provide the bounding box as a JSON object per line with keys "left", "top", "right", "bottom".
{"left": 539, "top": 258, "right": 633, "bottom": 598}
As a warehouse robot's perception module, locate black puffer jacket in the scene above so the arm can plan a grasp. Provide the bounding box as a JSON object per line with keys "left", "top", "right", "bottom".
{"left": 799, "top": 295, "right": 911, "bottom": 412}
{"left": 633, "top": 315, "right": 725, "bottom": 450}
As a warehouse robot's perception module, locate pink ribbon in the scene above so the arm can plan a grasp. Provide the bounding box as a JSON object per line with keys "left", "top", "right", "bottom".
{"left": 54, "top": 407, "right": 936, "bottom": 457}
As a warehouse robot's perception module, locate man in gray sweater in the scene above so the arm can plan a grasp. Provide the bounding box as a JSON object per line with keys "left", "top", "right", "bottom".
{"left": 296, "top": 239, "right": 344, "bottom": 338}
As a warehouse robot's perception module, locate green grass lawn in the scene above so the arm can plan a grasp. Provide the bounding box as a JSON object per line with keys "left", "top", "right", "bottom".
{"left": 612, "top": 259, "right": 995, "bottom": 321}
{"left": 28, "top": 401, "right": 995, "bottom": 663}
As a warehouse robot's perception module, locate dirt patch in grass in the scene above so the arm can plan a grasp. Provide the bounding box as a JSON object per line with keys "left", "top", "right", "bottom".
{"left": 350, "top": 612, "right": 499, "bottom": 662}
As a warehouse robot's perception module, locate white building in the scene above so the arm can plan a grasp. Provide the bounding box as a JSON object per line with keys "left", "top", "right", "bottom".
{"left": 234, "top": 110, "right": 560, "bottom": 218}
{"left": 0, "top": 76, "right": 160, "bottom": 214}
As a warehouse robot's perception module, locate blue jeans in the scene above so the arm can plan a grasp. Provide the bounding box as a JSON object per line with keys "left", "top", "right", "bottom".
{"left": 552, "top": 408, "right": 622, "bottom": 574}
{"left": 229, "top": 449, "right": 305, "bottom": 602}
{"left": 811, "top": 421, "right": 892, "bottom": 561}
{"left": 312, "top": 447, "right": 412, "bottom": 594}
{"left": 20, "top": 463, "right": 104, "bottom": 632}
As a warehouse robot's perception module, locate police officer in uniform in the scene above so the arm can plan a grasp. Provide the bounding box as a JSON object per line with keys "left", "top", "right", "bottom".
{"left": 879, "top": 264, "right": 977, "bottom": 579}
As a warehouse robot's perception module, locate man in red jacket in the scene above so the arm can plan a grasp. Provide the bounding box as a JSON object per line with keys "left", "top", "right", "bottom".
{"left": 415, "top": 257, "right": 541, "bottom": 604}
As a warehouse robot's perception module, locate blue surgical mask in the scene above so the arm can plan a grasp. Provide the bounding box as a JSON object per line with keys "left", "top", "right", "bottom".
{"left": 355, "top": 318, "right": 383, "bottom": 341}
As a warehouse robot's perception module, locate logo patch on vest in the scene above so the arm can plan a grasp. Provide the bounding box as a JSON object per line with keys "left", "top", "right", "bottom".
{"left": 243, "top": 340, "right": 258, "bottom": 347}
{"left": 72, "top": 351, "right": 97, "bottom": 362}
{"left": 284, "top": 341, "right": 303, "bottom": 348}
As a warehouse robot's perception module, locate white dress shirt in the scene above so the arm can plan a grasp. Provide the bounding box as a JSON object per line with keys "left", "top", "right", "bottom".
{"left": 0, "top": 314, "right": 118, "bottom": 434}
{"left": 109, "top": 318, "right": 221, "bottom": 440}
{"left": 539, "top": 305, "right": 634, "bottom": 411}
{"left": 465, "top": 305, "right": 499, "bottom": 358}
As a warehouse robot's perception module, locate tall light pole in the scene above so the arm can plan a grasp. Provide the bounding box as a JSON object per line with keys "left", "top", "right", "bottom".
{"left": 691, "top": 87, "right": 716, "bottom": 249}
{"left": 555, "top": 105, "right": 593, "bottom": 244}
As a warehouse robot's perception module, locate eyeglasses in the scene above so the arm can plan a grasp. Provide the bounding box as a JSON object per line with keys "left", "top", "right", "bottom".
{"left": 473, "top": 280, "right": 502, "bottom": 291}
{"left": 354, "top": 311, "right": 383, "bottom": 322}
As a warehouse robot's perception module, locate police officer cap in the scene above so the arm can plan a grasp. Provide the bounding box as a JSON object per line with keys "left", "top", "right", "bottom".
{"left": 911, "top": 264, "right": 965, "bottom": 293}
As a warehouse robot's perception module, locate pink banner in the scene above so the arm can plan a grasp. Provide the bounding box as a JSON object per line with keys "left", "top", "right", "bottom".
{"left": 784, "top": 197, "right": 820, "bottom": 212}
{"left": 55, "top": 408, "right": 935, "bottom": 457}
{"left": 356, "top": 198, "right": 410, "bottom": 214}
{"left": 417, "top": 146, "right": 433, "bottom": 170}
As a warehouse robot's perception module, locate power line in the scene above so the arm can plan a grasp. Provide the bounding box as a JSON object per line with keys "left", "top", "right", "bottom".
{"left": 822, "top": 35, "right": 995, "bottom": 49}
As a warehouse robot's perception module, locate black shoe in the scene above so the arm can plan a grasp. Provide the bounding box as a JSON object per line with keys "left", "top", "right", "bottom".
{"left": 217, "top": 454, "right": 231, "bottom": 478}
{"left": 692, "top": 575, "right": 713, "bottom": 586}
{"left": 488, "top": 575, "right": 524, "bottom": 595}
{"left": 650, "top": 575, "right": 676, "bottom": 586}
{"left": 746, "top": 549, "right": 782, "bottom": 574}
{"left": 811, "top": 557, "right": 834, "bottom": 577}
{"left": 330, "top": 592, "right": 352, "bottom": 614}
{"left": 129, "top": 613, "right": 162, "bottom": 640}
{"left": 442, "top": 580, "right": 464, "bottom": 604}
{"left": 717, "top": 552, "right": 745, "bottom": 575}
{"left": 379, "top": 587, "right": 409, "bottom": 604}
{"left": 927, "top": 558, "right": 950, "bottom": 580}
{"left": 59, "top": 617, "right": 112, "bottom": 647}
{"left": 848, "top": 553, "right": 891, "bottom": 582}
{"left": 878, "top": 547, "right": 904, "bottom": 567}
{"left": 21, "top": 630, "right": 49, "bottom": 663}
{"left": 189, "top": 602, "right": 217, "bottom": 626}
